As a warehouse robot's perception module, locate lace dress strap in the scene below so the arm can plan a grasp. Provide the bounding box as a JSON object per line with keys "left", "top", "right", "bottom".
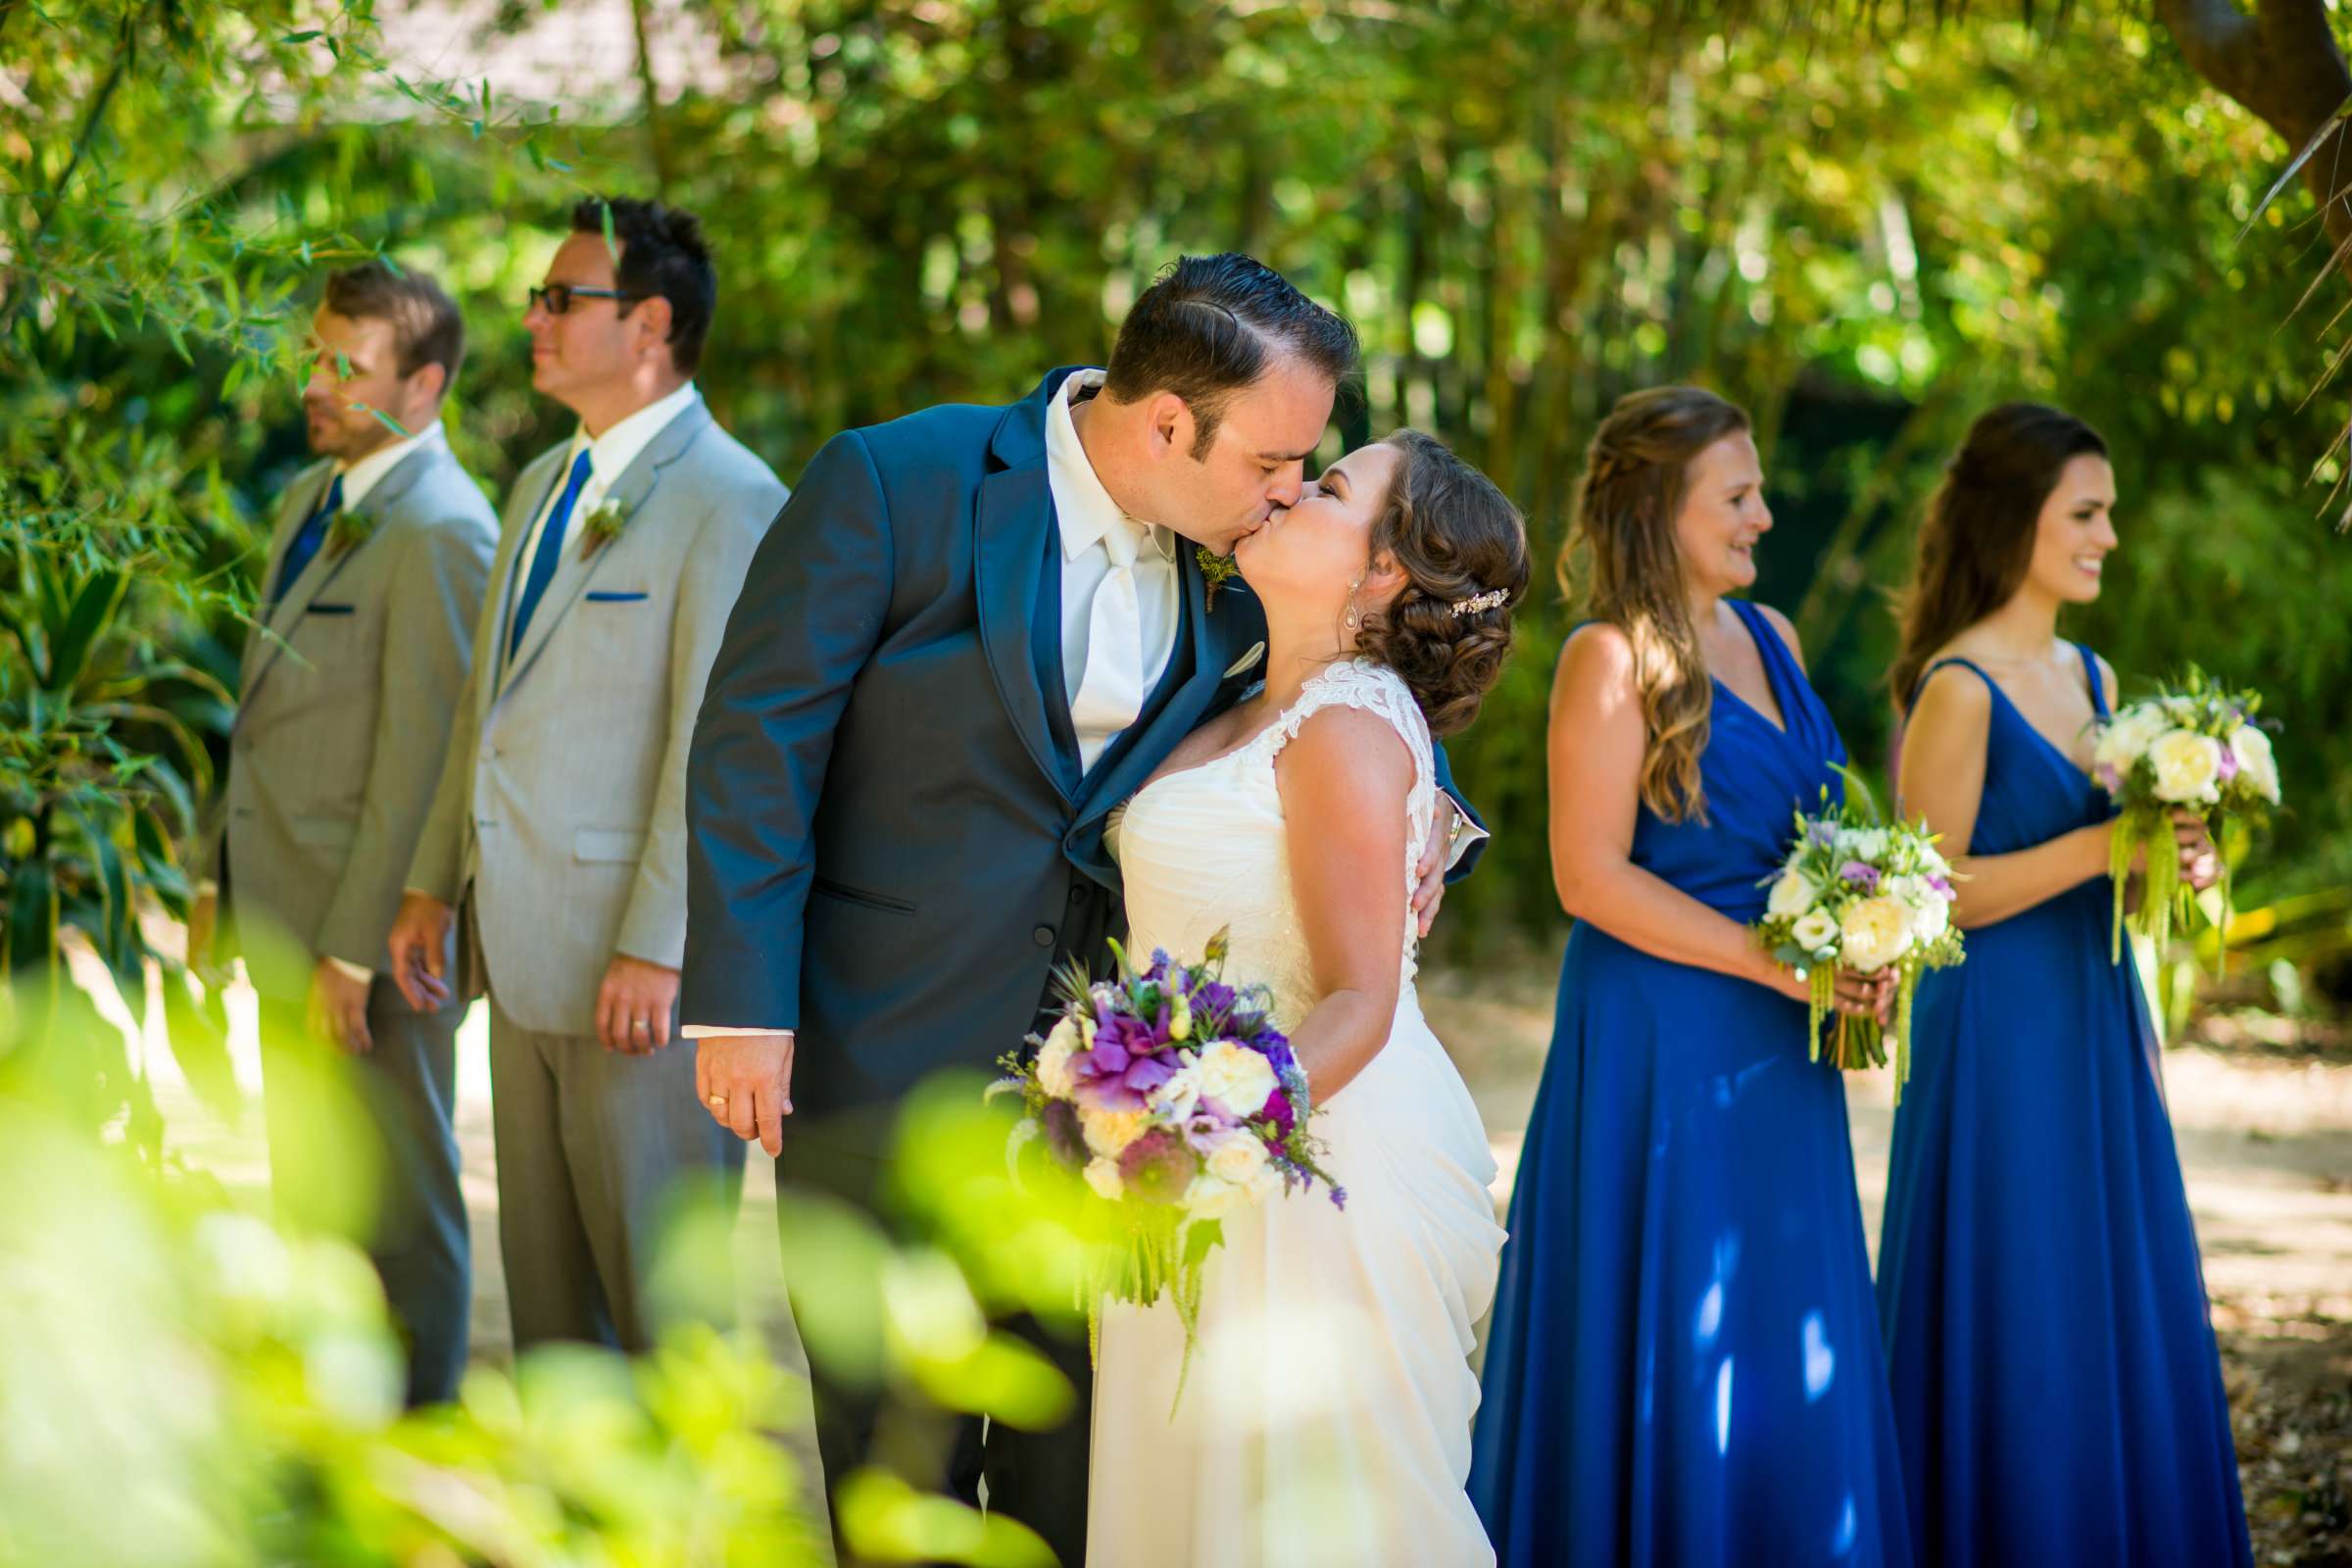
{"left": 1257, "top": 658, "right": 1440, "bottom": 895}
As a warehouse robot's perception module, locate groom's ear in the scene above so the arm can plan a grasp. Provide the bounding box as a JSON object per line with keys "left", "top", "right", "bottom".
{"left": 1148, "top": 393, "right": 1197, "bottom": 460}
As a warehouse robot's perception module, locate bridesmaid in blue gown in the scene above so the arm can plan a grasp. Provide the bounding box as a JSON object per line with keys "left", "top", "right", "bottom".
{"left": 1877, "top": 403, "right": 2250, "bottom": 1566}
{"left": 1471, "top": 387, "right": 1912, "bottom": 1567}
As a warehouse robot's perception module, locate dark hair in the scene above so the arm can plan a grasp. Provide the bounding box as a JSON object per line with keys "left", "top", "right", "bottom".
{"left": 1890, "top": 402, "right": 2110, "bottom": 713}
{"left": 1103, "top": 253, "right": 1358, "bottom": 456}
{"left": 323, "top": 260, "right": 466, "bottom": 392}
{"left": 1566, "top": 385, "right": 1753, "bottom": 822}
{"left": 571, "top": 196, "right": 718, "bottom": 375}
{"left": 1356, "top": 429, "right": 1531, "bottom": 738}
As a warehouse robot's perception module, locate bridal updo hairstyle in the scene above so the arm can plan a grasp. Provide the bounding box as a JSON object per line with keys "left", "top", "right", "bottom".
{"left": 1356, "top": 430, "right": 1531, "bottom": 738}
{"left": 1566, "top": 385, "right": 1752, "bottom": 824}
{"left": 1889, "top": 402, "right": 2109, "bottom": 714}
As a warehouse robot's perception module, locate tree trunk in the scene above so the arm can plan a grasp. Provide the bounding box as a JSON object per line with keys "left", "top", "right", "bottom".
{"left": 2154, "top": 0, "right": 2352, "bottom": 283}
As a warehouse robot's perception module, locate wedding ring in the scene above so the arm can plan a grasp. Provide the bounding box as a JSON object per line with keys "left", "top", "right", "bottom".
{"left": 708, "top": 1093, "right": 728, "bottom": 1111}
{"left": 631, "top": 1017, "right": 651, "bottom": 1034}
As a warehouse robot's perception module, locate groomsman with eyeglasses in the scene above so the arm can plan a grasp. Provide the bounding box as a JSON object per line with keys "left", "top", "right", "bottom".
{"left": 388, "top": 196, "right": 787, "bottom": 1354}
{"left": 191, "top": 259, "right": 498, "bottom": 1406}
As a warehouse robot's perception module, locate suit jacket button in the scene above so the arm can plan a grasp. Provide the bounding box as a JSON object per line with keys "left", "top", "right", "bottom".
{"left": 1032, "top": 925, "right": 1054, "bottom": 948}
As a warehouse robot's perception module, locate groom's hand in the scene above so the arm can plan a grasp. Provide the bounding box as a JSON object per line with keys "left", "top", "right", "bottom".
{"left": 698, "top": 1032, "right": 794, "bottom": 1156}
{"left": 1411, "top": 800, "right": 1457, "bottom": 939}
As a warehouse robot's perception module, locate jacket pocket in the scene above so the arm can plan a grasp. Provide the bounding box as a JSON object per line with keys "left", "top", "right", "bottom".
{"left": 584, "top": 590, "right": 650, "bottom": 604}
{"left": 572, "top": 826, "right": 649, "bottom": 863}
{"left": 810, "top": 875, "right": 915, "bottom": 915}
{"left": 305, "top": 603, "right": 358, "bottom": 615}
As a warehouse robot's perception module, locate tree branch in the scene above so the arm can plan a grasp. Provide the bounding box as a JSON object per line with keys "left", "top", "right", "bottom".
{"left": 627, "top": 0, "right": 675, "bottom": 192}
{"left": 0, "top": 3, "right": 147, "bottom": 337}
{"left": 2154, "top": 0, "right": 2352, "bottom": 282}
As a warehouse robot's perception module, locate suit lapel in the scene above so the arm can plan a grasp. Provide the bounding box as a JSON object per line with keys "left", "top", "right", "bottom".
{"left": 239, "top": 463, "right": 336, "bottom": 698}
{"left": 497, "top": 400, "right": 712, "bottom": 700}
{"left": 974, "top": 460, "right": 1070, "bottom": 802}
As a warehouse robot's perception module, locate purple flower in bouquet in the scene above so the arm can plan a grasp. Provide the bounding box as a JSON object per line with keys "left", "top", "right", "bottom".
{"left": 1258, "top": 1086, "right": 1298, "bottom": 1138}
{"left": 1070, "top": 1012, "right": 1179, "bottom": 1111}
{"left": 1040, "top": 1098, "right": 1087, "bottom": 1167}
{"left": 1808, "top": 820, "right": 1839, "bottom": 847}
{"left": 1838, "top": 860, "right": 1881, "bottom": 890}
{"left": 2218, "top": 747, "right": 2241, "bottom": 782}
{"left": 1927, "top": 874, "right": 1954, "bottom": 899}
{"left": 1179, "top": 1104, "right": 1241, "bottom": 1152}
{"left": 1190, "top": 979, "right": 1238, "bottom": 1029}
{"left": 2096, "top": 762, "right": 2124, "bottom": 795}
{"left": 1118, "top": 1126, "right": 1199, "bottom": 1202}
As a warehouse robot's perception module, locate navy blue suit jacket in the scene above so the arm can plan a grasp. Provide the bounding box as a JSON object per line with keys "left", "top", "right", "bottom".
{"left": 682, "top": 368, "right": 1483, "bottom": 1117}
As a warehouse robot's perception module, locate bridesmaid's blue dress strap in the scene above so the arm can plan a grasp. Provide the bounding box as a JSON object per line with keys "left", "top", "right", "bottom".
{"left": 2076, "top": 644, "right": 2110, "bottom": 721}
{"left": 1728, "top": 598, "right": 1789, "bottom": 674}
{"left": 1910, "top": 655, "right": 1993, "bottom": 712}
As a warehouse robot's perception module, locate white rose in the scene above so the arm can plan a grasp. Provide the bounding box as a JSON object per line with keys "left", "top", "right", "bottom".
{"left": 2148, "top": 729, "right": 2225, "bottom": 806}
{"left": 1193, "top": 1041, "right": 1278, "bottom": 1118}
{"left": 1084, "top": 1156, "right": 1125, "bottom": 1200}
{"left": 1036, "top": 1017, "right": 1083, "bottom": 1099}
{"left": 1887, "top": 874, "right": 1949, "bottom": 944}
{"left": 1184, "top": 1172, "right": 1255, "bottom": 1219}
{"left": 1148, "top": 1059, "right": 1203, "bottom": 1119}
{"left": 1790, "top": 909, "right": 1839, "bottom": 955}
{"left": 2229, "top": 725, "right": 2281, "bottom": 805}
{"left": 1767, "top": 869, "right": 1820, "bottom": 920}
{"left": 1204, "top": 1130, "right": 1271, "bottom": 1188}
{"left": 1838, "top": 896, "right": 1913, "bottom": 973}
{"left": 2094, "top": 706, "right": 2167, "bottom": 770}
{"left": 1080, "top": 1105, "right": 1152, "bottom": 1159}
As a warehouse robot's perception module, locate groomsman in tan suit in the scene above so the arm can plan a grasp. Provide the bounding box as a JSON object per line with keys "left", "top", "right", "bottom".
{"left": 192, "top": 260, "right": 497, "bottom": 1405}
{"left": 389, "top": 197, "right": 786, "bottom": 1352}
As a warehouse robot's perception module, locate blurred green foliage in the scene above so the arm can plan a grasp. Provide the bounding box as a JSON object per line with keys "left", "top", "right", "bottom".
{"left": 6, "top": 0, "right": 2350, "bottom": 1040}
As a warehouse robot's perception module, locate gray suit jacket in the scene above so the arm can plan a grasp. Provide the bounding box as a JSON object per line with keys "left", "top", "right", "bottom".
{"left": 199, "top": 435, "right": 498, "bottom": 1002}
{"left": 407, "top": 398, "right": 787, "bottom": 1036}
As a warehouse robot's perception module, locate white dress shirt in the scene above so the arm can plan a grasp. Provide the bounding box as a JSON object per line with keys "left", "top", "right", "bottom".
{"left": 501, "top": 381, "right": 702, "bottom": 660}
{"left": 1049, "top": 368, "right": 1182, "bottom": 773}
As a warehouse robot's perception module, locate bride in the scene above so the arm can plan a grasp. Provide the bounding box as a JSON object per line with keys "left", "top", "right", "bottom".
{"left": 1088, "top": 429, "right": 1531, "bottom": 1566}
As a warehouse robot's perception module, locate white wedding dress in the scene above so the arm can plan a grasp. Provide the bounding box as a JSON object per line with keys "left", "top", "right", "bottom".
{"left": 1087, "top": 660, "right": 1504, "bottom": 1568}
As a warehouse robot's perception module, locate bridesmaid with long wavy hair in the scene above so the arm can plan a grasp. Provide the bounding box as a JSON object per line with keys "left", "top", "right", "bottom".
{"left": 1876, "top": 402, "right": 2250, "bottom": 1566}
{"left": 1470, "top": 386, "right": 1911, "bottom": 1567}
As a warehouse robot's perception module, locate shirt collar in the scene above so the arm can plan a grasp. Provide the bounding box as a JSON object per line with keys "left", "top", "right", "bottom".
{"left": 576, "top": 381, "right": 701, "bottom": 486}
{"left": 337, "top": 418, "right": 445, "bottom": 511}
{"left": 1046, "top": 369, "right": 1174, "bottom": 566}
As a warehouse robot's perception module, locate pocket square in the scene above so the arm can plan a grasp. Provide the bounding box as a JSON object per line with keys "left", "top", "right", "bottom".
{"left": 304, "top": 603, "right": 356, "bottom": 615}
{"left": 584, "top": 590, "right": 650, "bottom": 604}
{"left": 1222, "top": 641, "right": 1266, "bottom": 679}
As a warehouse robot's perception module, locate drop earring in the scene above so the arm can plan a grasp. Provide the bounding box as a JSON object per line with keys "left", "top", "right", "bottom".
{"left": 1344, "top": 573, "right": 1363, "bottom": 634}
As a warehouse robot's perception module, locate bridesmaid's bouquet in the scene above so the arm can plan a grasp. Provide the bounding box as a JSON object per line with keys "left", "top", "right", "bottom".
{"left": 1756, "top": 775, "right": 1965, "bottom": 1097}
{"left": 2090, "top": 667, "right": 2282, "bottom": 962}
{"left": 995, "top": 932, "right": 1341, "bottom": 1367}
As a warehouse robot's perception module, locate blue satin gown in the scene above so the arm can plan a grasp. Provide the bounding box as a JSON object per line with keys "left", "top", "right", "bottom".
{"left": 1875, "top": 649, "right": 2250, "bottom": 1566}
{"left": 1471, "top": 600, "right": 1911, "bottom": 1566}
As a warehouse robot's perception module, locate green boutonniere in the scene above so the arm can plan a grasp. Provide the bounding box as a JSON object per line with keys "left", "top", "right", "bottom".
{"left": 581, "top": 501, "right": 630, "bottom": 558}
{"left": 1196, "top": 545, "right": 1241, "bottom": 609}
{"left": 325, "top": 510, "right": 373, "bottom": 557}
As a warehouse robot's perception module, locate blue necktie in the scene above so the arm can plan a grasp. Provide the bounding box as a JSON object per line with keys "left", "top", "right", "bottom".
{"left": 270, "top": 473, "right": 345, "bottom": 607}
{"left": 508, "top": 448, "right": 595, "bottom": 661}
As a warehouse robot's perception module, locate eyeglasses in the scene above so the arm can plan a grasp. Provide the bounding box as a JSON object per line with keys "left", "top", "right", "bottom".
{"left": 527, "top": 283, "right": 640, "bottom": 317}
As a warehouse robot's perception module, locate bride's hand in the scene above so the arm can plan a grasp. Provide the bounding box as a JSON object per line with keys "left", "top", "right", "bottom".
{"left": 1411, "top": 799, "right": 1466, "bottom": 937}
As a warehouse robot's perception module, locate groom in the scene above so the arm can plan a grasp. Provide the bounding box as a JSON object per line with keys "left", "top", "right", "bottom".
{"left": 681, "top": 254, "right": 1483, "bottom": 1561}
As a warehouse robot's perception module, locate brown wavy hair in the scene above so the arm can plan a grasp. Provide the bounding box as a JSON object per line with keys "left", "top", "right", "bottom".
{"left": 1355, "top": 429, "right": 1531, "bottom": 737}
{"left": 1890, "top": 402, "right": 2109, "bottom": 714}
{"left": 1563, "top": 386, "right": 1752, "bottom": 823}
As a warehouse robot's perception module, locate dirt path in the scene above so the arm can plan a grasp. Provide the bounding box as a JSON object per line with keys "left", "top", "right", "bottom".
{"left": 143, "top": 969, "right": 2352, "bottom": 1564}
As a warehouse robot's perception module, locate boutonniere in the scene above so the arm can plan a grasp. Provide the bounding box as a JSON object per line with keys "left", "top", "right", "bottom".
{"left": 581, "top": 501, "right": 631, "bottom": 559}
{"left": 325, "top": 510, "right": 373, "bottom": 558}
{"left": 1196, "top": 545, "right": 1242, "bottom": 609}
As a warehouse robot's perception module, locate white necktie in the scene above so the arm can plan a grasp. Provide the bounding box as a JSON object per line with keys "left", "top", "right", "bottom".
{"left": 1069, "top": 523, "right": 1146, "bottom": 773}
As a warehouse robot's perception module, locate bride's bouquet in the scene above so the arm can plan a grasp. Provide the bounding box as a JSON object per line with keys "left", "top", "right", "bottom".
{"left": 2090, "top": 667, "right": 2282, "bottom": 962}
{"left": 1755, "top": 773, "right": 1965, "bottom": 1097}
{"left": 996, "top": 932, "right": 1341, "bottom": 1365}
